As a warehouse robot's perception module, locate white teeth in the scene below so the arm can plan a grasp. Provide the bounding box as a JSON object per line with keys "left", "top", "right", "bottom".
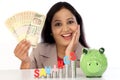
{"left": 62, "top": 34, "right": 71, "bottom": 37}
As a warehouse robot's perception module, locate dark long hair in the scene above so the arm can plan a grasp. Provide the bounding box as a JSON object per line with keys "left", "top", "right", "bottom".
{"left": 41, "top": 2, "right": 89, "bottom": 48}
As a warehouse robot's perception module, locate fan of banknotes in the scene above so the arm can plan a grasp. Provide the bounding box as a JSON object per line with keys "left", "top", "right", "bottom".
{"left": 5, "top": 11, "right": 45, "bottom": 47}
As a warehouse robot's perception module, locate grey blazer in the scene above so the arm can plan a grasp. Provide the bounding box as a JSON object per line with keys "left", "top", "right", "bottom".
{"left": 30, "top": 42, "right": 83, "bottom": 69}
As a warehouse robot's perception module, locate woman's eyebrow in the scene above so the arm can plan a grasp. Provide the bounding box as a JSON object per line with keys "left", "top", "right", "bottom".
{"left": 53, "top": 20, "right": 61, "bottom": 23}
{"left": 52, "top": 17, "right": 74, "bottom": 23}
{"left": 67, "top": 17, "right": 74, "bottom": 20}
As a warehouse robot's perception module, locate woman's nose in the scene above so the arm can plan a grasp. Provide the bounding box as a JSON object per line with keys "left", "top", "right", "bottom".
{"left": 62, "top": 25, "right": 70, "bottom": 32}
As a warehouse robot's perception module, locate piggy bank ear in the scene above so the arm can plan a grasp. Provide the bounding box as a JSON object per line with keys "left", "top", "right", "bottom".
{"left": 82, "top": 48, "right": 88, "bottom": 54}
{"left": 99, "top": 47, "right": 105, "bottom": 54}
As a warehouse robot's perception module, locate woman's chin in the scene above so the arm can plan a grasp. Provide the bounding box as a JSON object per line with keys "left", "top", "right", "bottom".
{"left": 62, "top": 41, "right": 71, "bottom": 47}
{"left": 57, "top": 39, "right": 72, "bottom": 47}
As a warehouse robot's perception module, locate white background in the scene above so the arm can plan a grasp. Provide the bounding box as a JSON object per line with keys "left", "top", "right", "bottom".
{"left": 0, "top": 0, "right": 120, "bottom": 69}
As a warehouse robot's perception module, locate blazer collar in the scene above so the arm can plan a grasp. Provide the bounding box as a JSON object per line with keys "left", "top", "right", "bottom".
{"left": 40, "top": 44, "right": 58, "bottom": 67}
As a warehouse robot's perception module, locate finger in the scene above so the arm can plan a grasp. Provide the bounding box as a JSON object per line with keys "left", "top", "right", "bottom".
{"left": 14, "top": 40, "right": 30, "bottom": 56}
{"left": 14, "top": 39, "right": 30, "bottom": 53}
{"left": 14, "top": 39, "right": 26, "bottom": 53}
{"left": 71, "top": 27, "right": 78, "bottom": 45}
{"left": 15, "top": 43, "right": 30, "bottom": 61}
{"left": 20, "top": 44, "right": 31, "bottom": 62}
{"left": 20, "top": 43, "right": 31, "bottom": 56}
{"left": 16, "top": 40, "right": 30, "bottom": 55}
{"left": 75, "top": 25, "right": 80, "bottom": 42}
{"left": 71, "top": 28, "right": 78, "bottom": 44}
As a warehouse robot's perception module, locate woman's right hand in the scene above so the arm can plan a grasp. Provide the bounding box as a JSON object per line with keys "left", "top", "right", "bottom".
{"left": 14, "top": 39, "right": 31, "bottom": 63}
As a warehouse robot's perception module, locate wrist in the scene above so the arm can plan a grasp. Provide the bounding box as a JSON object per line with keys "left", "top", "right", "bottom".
{"left": 65, "top": 51, "right": 75, "bottom": 56}
{"left": 21, "top": 61, "right": 30, "bottom": 69}
{"left": 21, "top": 57, "right": 30, "bottom": 63}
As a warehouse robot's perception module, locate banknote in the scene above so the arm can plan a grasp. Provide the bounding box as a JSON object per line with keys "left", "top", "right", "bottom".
{"left": 5, "top": 11, "right": 45, "bottom": 47}
{"left": 26, "top": 13, "right": 45, "bottom": 47}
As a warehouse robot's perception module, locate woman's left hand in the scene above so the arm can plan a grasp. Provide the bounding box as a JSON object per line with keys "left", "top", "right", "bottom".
{"left": 65, "top": 25, "right": 80, "bottom": 57}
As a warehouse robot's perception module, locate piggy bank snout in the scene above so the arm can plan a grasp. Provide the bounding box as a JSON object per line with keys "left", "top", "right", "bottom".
{"left": 87, "top": 61, "right": 101, "bottom": 73}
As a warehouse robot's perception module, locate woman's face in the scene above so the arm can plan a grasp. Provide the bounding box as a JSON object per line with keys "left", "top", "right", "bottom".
{"left": 51, "top": 8, "right": 80, "bottom": 47}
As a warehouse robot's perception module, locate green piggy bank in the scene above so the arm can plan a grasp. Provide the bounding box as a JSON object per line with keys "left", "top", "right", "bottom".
{"left": 80, "top": 48, "right": 107, "bottom": 78}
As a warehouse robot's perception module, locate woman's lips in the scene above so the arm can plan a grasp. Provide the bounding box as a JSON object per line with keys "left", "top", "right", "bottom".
{"left": 62, "top": 33, "right": 72, "bottom": 40}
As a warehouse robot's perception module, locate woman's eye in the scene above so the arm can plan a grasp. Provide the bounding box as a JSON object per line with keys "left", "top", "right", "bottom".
{"left": 67, "top": 20, "right": 74, "bottom": 24}
{"left": 54, "top": 23, "right": 62, "bottom": 26}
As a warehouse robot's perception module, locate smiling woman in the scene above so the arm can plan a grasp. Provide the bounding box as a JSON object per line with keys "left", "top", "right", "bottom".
{"left": 51, "top": 8, "right": 79, "bottom": 47}
{"left": 14, "top": 1, "right": 89, "bottom": 69}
